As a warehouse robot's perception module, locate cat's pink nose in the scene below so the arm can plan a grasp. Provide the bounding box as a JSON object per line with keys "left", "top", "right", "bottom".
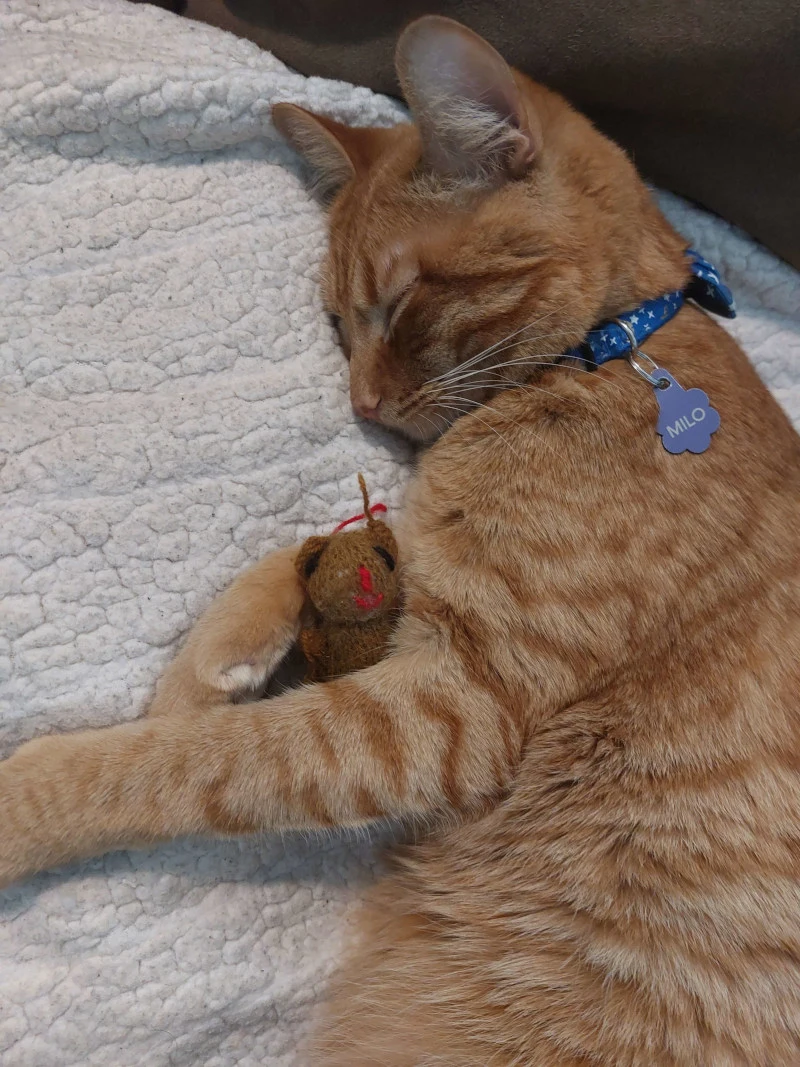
{"left": 353, "top": 395, "right": 382, "bottom": 421}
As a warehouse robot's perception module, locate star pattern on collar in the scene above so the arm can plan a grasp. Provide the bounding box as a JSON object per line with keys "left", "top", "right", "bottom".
{"left": 567, "top": 249, "right": 736, "bottom": 367}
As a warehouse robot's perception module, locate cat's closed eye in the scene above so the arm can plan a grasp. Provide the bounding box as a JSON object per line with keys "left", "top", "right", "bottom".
{"left": 384, "top": 282, "right": 416, "bottom": 339}
{"left": 329, "top": 313, "right": 350, "bottom": 358}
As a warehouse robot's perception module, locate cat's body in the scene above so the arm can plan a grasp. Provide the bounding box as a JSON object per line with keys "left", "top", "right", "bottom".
{"left": 316, "top": 315, "right": 800, "bottom": 1066}
{"left": 2, "top": 17, "right": 800, "bottom": 1066}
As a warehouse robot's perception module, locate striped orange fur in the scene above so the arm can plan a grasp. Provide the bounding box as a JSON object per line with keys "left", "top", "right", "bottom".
{"left": 2, "top": 16, "right": 800, "bottom": 1066}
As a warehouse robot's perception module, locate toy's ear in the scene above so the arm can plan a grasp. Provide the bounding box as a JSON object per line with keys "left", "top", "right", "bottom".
{"left": 370, "top": 520, "right": 399, "bottom": 560}
{"left": 295, "top": 536, "right": 329, "bottom": 582}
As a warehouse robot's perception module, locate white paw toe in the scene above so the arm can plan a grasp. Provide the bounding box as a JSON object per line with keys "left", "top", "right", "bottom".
{"left": 209, "top": 661, "right": 270, "bottom": 693}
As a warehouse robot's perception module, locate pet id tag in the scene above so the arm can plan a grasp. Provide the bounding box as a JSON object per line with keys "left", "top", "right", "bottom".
{"left": 652, "top": 368, "right": 720, "bottom": 455}
{"left": 616, "top": 318, "right": 721, "bottom": 455}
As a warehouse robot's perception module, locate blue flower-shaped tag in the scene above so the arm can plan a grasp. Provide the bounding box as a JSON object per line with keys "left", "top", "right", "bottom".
{"left": 653, "top": 369, "right": 720, "bottom": 454}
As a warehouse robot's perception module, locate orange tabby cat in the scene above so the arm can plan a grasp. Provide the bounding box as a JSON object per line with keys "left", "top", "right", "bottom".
{"left": 2, "top": 16, "right": 800, "bottom": 1066}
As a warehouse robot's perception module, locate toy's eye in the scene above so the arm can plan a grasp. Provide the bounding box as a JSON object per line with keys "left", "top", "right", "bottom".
{"left": 372, "top": 545, "right": 395, "bottom": 571}
{"left": 304, "top": 548, "right": 324, "bottom": 578}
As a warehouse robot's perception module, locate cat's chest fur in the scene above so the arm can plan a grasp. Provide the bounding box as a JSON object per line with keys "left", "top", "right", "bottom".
{"left": 398, "top": 308, "right": 800, "bottom": 751}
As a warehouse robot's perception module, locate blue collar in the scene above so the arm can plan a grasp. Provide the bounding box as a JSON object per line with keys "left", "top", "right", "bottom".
{"left": 568, "top": 249, "right": 736, "bottom": 366}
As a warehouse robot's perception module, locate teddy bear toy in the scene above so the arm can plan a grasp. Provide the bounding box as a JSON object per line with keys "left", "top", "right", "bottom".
{"left": 294, "top": 475, "right": 401, "bottom": 682}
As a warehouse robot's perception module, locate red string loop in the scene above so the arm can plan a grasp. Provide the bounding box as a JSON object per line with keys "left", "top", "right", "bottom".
{"left": 332, "top": 502, "right": 387, "bottom": 533}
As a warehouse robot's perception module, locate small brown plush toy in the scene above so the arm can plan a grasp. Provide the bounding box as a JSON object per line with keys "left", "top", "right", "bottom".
{"left": 295, "top": 475, "right": 401, "bottom": 682}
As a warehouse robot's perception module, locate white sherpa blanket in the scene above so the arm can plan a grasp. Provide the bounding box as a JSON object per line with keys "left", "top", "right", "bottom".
{"left": 1, "top": 1, "right": 798, "bottom": 1064}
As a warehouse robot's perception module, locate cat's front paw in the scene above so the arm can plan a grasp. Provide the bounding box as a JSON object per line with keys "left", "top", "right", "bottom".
{"left": 148, "top": 546, "right": 306, "bottom": 717}
{"left": 173, "top": 545, "right": 307, "bottom": 706}
{"left": 0, "top": 738, "right": 64, "bottom": 888}
{"left": 0, "top": 782, "right": 21, "bottom": 889}
{"left": 188, "top": 546, "right": 305, "bottom": 697}
{"left": 198, "top": 646, "right": 287, "bottom": 695}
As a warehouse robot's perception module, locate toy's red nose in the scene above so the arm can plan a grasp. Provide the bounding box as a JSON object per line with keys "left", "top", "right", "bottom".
{"left": 355, "top": 564, "right": 383, "bottom": 611}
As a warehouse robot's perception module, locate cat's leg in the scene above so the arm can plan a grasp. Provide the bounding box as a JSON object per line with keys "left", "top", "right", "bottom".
{"left": 313, "top": 887, "right": 500, "bottom": 1067}
{"left": 313, "top": 877, "right": 591, "bottom": 1067}
{"left": 148, "top": 545, "right": 306, "bottom": 718}
{"left": 0, "top": 623, "right": 523, "bottom": 887}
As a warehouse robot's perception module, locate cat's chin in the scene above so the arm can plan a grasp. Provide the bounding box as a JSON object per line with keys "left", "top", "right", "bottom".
{"left": 382, "top": 414, "right": 448, "bottom": 444}
{"left": 374, "top": 402, "right": 459, "bottom": 443}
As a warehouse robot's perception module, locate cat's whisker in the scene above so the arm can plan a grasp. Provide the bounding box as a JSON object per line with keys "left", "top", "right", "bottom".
{"left": 415, "top": 411, "right": 443, "bottom": 439}
{"left": 434, "top": 353, "right": 587, "bottom": 392}
{"left": 419, "top": 370, "right": 568, "bottom": 418}
{"left": 409, "top": 349, "right": 626, "bottom": 437}
{"left": 439, "top": 407, "right": 466, "bottom": 430}
{"left": 455, "top": 372, "right": 585, "bottom": 407}
{"left": 436, "top": 401, "right": 524, "bottom": 460}
{"left": 439, "top": 396, "right": 557, "bottom": 460}
{"left": 410, "top": 350, "right": 607, "bottom": 424}
{"left": 436, "top": 361, "right": 597, "bottom": 393}
{"left": 431, "top": 378, "right": 512, "bottom": 393}
{"left": 437, "top": 357, "right": 630, "bottom": 401}
{"left": 437, "top": 395, "right": 559, "bottom": 457}
{"left": 425, "top": 321, "right": 546, "bottom": 386}
{"left": 426, "top": 303, "right": 575, "bottom": 386}
{"left": 437, "top": 347, "right": 585, "bottom": 387}
{"left": 431, "top": 332, "right": 570, "bottom": 388}
{"left": 430, "top": 408, "right": 453, "bottom": 434}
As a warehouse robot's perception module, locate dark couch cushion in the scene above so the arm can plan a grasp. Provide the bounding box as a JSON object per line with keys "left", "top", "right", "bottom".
{"left": 136, "top": 0, "right": 800, "bottom": 268}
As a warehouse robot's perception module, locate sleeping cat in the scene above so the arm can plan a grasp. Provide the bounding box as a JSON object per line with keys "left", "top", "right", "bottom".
{"left": 2, "top": 15, "right": 800, "bottom": 1066}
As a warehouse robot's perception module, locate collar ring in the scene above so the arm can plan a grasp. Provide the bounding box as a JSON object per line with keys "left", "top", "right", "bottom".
{"left": 613, "top": 318, "right": 670, "bottom": 390}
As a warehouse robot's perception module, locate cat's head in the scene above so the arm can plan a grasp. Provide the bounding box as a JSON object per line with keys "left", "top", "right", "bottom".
{"left": 273, "top": 16, "right": 686, "bottom": 440}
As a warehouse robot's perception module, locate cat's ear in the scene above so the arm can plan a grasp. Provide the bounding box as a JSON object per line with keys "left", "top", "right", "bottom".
{"left": 272, "top": 103, "right": 380, "bottom": 202}
{"left": 395, "top": 16, "right": 540, "bottom": 183}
